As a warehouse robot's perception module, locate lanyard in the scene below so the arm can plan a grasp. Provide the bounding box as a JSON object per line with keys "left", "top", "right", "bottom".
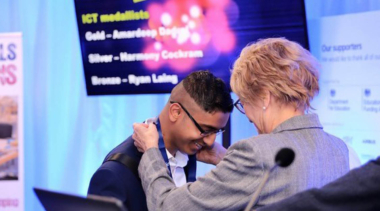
{"left": 147, "top": 118, "right": 173, "bottom": 178}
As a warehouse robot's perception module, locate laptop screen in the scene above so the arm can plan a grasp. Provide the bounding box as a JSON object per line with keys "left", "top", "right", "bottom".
{"left": 34, "top": 187, "right": 127, "bottom": 211}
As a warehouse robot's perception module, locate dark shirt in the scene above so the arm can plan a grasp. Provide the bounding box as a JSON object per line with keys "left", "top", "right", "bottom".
{"left": 258, "top": 157, "right": 380, "bottom": 211}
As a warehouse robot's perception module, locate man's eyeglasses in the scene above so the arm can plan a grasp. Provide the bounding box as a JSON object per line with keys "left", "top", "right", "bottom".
{"left": 170, "top": 101, "right": 225, "bottom": 137}
{"left": 234, "top": 99, "right": 245, "bottom": 114}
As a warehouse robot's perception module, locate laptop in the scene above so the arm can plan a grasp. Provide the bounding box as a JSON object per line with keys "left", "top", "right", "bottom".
{"left": 34, "top": 187, "right": 127, "bottom": 211}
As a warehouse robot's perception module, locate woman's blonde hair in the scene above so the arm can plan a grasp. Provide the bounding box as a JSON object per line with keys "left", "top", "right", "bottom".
{"left": 230, "top": 37, "right": 320, "bottom": 111}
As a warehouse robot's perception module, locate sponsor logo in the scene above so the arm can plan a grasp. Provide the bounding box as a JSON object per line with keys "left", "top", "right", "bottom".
{"left": 364, "top": 88, "right": 371, "bottom": 97}
{"left": 362, "top": 139, "right": 376, "bottom": 145}
{"left": 330, "top": 89, "right": 336, "bottom": 97}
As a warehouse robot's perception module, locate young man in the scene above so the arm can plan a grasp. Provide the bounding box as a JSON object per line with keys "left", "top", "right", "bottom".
{"left": 87, "top": 70, "right": 233, "bottom": 211}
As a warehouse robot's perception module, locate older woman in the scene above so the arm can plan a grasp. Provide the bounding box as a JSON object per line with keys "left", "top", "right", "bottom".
{"left": 133, "top": 38, "right": 349, "bottom": 210}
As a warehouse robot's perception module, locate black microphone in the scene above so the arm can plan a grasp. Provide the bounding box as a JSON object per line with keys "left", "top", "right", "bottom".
{"left": 275, "top": 148, "right": 295, "bottom": 167}
{"left": 244, "top": 148, "right": 295, "bottom": 211}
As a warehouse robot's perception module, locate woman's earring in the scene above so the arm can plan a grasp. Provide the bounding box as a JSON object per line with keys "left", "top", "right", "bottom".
{"left": 263, "top": 106, "right": 266, "bottom": 110}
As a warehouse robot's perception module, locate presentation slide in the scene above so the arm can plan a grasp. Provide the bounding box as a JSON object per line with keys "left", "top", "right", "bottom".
{"left": 74, "top": 0, "right": 308, "bottom": 95}
{"left": 312, "top": 10, "right": 380, "bottom": 164}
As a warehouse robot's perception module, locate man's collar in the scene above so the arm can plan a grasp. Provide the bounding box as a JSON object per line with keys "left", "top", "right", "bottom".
{"left": 166, "top": 149, "right": 189, "bottom": 167}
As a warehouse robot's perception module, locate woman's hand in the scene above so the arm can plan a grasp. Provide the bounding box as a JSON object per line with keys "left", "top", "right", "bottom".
{"left": 132, "top": 123, "right": 159, "bottom": 153}
{"left": 196, "top": 142, "right": 227, "bottom": 165}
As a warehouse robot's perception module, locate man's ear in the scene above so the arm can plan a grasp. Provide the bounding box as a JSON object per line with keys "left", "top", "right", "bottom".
{"left": 168, "top": 103, "right": 181, "bottom": 122}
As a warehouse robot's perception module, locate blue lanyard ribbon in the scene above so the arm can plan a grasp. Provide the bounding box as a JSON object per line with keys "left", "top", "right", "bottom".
{"left": 151, "top": 118, "right": 173, "bottom": 178}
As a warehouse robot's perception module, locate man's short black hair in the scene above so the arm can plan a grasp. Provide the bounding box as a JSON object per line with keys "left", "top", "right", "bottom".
{"left": 183, "top": 71, "right": 233, "bottom": 113}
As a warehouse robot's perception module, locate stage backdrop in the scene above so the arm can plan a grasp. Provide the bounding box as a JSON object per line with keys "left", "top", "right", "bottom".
{"left": 306, "top": 1, "right": 380, "bottom": 165}
{"left": 0, "top": 32, "right": 24, "bottom": 211}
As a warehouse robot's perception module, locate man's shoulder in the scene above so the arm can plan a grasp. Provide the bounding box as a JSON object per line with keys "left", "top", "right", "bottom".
{"left": 88, "top": 158, "right": 148, "bottom": 211}
{"left": 91, "top": 136, "right": 144, "bottom": 178}
{"left": 104, "top": 136, "right": 142, "bottom": 162}
{"left": 96, "top": 160, "right": 138, "bottom": 179}
{"left": 89, "top": 156, "right": 143, "bottom": 193}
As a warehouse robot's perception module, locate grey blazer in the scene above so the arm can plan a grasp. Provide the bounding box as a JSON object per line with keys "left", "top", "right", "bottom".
{"left": 138, "top": 114, "right": 349, "bottom": 210}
